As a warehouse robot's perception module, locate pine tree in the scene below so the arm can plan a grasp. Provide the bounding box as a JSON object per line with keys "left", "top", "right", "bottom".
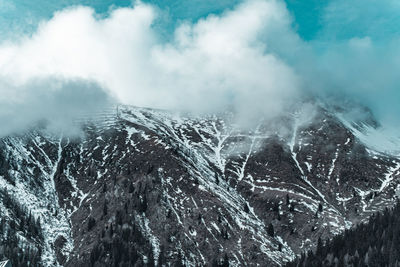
{"left": 318, "top": 202, "right": 323, "bottom": 213}
{"left": 244, "top": 203, "right": 250, "bottom": 213}
{"left": 103, "top": 201, "right": 108, "bottom": 216}
{"left": 267, "top": 223, "right": 274, "bottom": 237}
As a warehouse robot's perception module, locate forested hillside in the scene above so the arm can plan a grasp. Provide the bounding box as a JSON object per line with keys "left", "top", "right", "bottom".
{"left": 0, "top": 188, "right": 42, "bottom": 266}
{"left": 287, "top": 201, "right": 400, "bottom": 267}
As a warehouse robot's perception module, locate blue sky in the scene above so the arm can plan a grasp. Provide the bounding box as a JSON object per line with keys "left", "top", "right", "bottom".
{"left": 0, "top": 0, "right": 329, "bottom": 40}
{"left": 2, "top": 0, "right": 399, "bottom": 42}
{"left": 1, "top": 0, "right": 240, "bottom": 39}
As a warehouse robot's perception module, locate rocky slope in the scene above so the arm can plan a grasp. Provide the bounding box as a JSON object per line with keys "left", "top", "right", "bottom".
{"left": 0, "top": 104, "right": 400, "bottom": 266}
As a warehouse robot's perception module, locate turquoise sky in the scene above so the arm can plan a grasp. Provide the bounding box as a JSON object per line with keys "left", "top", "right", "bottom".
{"left": 2, "top": 0, "right": 399, "bottom": 41}
{"left": 0, "top": 0, "right": 238, "bottom": 40}
{"left": 0, "top": 0, "right": 328, "bottom": 41}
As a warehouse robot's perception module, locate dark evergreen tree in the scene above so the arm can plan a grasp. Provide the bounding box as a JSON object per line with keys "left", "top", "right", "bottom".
{"left": 222, "top": 253, "right": 229, "bottom": 267}
{"left": 244, "top": 203, "right": 250, "bottom": 213}
{"left": 318, "top": 202, "right": 323, "bottom": 213}
{"left": 88, "top": 216, "right": 96, "bottom": 231}
{"left": 287, "top": 201, "right": 400, "bottom": 267}
{"left": 267, "top": 223, "right": 274, "bottom": 237}
{"left": 103, "top": 201, "right": 108, "bottom": 216}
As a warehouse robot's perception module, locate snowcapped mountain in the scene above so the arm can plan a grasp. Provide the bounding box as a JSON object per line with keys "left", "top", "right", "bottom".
{"left": 1, "top": 103, "right": 400, "bottom": 266}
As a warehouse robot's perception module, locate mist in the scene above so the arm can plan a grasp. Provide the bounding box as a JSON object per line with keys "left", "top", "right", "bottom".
{"left": 0, "top": 0, "right": 399, "bottom": 136}
{"left": 0, "top": 78, "right": 113, "bottom": 136}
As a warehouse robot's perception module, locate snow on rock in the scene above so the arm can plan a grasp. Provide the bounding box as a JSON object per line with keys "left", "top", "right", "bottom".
{"left": 1, "top": 103, "right": 400, "bottom": 266}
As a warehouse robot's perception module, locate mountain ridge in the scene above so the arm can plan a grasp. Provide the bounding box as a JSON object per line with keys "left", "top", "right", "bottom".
{"left": 0, "top": 103, "right": 400, "bottom": 266}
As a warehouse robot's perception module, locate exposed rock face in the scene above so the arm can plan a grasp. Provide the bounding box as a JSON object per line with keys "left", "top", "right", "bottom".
{"left": 0, "top": 105, "right": 399, "bottom": 266}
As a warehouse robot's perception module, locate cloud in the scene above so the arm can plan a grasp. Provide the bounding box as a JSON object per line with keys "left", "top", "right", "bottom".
{"left": 320, "top": 0, "right": 400, "bottom": 41}
{"left": 306, "top": 38, "right": 400, "bottom": 125}
{"left": 0, "top": 0, "right": 304, "bottom": 134}
{"left": 150, "top": 0, "right": 301, "bottom": 121}
{"left": 0, "top": 77, "right": 113, "bottom": 136}
{"left": 272, "top": 0, "right": 400, "bottom": 126}
{"left": 0, "top": 0, "right": 399, "bottom": 137}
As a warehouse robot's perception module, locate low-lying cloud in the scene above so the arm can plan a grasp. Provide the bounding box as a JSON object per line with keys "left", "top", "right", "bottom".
{"left": 0, "top": 78, "right": 112, "bottom": 136}
{"left": 0, "top": 0, "right": 399, "bottom": 135}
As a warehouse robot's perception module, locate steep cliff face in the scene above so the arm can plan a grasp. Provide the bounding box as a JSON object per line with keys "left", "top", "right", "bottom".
{"left": 0, "top": 104, "right": 399, "bottom": 266}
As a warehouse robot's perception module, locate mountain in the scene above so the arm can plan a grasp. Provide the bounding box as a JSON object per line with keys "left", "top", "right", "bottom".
{"left": 0, "top": 103, "right": 399, "bottom": 266}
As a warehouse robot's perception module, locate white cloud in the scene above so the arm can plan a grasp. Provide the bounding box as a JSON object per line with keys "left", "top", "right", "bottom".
{"left": 7, "top": 0, "right": 399, "bottom": 136}
{"left": 0, "top": 0, "right": 303, "bottom": 134}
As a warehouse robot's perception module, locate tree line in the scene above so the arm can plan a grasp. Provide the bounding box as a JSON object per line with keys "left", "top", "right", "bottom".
{"left": 0, "top": 189, "right": 43, "bottom": 266}
{"left": 287, "top": 201, "right": 400, "bottom": 267}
